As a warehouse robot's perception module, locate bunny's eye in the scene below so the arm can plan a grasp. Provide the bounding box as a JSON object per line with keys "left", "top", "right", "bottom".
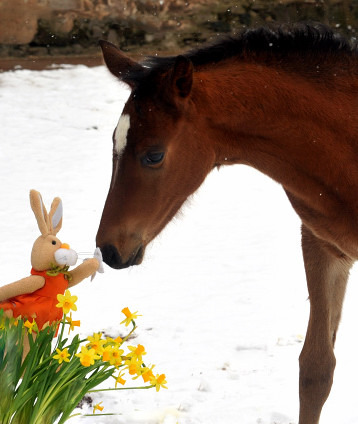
{"left": 52, "top": 240, "right": 57, "bottom": 245}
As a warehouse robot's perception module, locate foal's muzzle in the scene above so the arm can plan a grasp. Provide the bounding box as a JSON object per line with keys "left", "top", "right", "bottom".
{"left": 100, "top": 244, "right": 144, "bottom": 269}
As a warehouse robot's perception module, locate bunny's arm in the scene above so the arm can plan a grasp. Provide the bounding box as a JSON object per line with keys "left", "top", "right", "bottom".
{"left": 68, "top": 258, "right": 99, "bottom": 288}
{"left": 0, "top": 275, "right": 45, "bottom": 302}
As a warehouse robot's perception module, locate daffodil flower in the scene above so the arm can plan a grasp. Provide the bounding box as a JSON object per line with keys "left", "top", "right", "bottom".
{"left": 127, "top": 344, "right": 146, "bottom": 361}
{"left": 150, "top": 373, "right": 168, "bottom": 392}
{"left": 75, "top": 346, "right": 100, "bottom": 367}
{"left": 114, "top": 336, "right": 123, "bottom": 344}
{"left": 65, "top": 313, "right": 80, "bottom": 334}
{"left": 56, "top": 290, "right": 78, "bottom": 315}
{"left": 93, "top": 402, "right": 104, "bottom": 414}
{"left": 101, "top": 343, "right": 124, "bottom": 365}
{"left": 120, "top": 307, "right": 141, "bottom": 327}
{"left": 105, "top": 335, "right": 123, "bottom": 347}
{"left": 113, "top": 371, "right": 126, "bottom": 387}
{"left": 131, "top": 364, "right": 155, "bottom": 382}
{"left": 108, "top": 347, "right": 124, "bottom": 367}
{"left": 101, "top": 345, "right": 112, "bottom": 362}
{"left": 140, "top": 365, "right": 156, "bottom": 383}
{"left": 53, "top": 348, "right": 70, "bottom": 364}
{"left": 86, "top": 332, "right": 106, "bottom": 355}
{"left": 24, "top": 319, "right": 38, "bottom": 334}
{"left": 125, "top": 356, "right": 143, "bottom": 376}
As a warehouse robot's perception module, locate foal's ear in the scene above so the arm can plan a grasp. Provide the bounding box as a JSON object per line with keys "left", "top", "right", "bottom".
{"left": 99, "top": 40, "right": 142, "bottom": 88}
{"left": 170, "top": 55, "right": 193, "bottom": 98}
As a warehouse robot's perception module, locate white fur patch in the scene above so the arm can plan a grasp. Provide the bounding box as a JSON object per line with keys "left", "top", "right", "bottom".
{"left": 114, "top": 114, "right": 130, "bottom": 155}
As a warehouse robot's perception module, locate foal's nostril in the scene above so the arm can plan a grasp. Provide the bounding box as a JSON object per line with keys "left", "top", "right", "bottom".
{"left": 132, "top": 245, "right": 144, "bottom": 265}
{"left": 99, "top": 244, "right": 144, "bottom": 269}
{"left": 100, "top": 244, "right": 125, "bottom": 269}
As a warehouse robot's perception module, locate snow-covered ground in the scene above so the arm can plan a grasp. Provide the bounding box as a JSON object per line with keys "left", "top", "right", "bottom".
{"left": 1, "top": 64, "right": 358, "bottom": 424}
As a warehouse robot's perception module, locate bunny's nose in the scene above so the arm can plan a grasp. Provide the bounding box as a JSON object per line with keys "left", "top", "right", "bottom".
{"left": 61, "top": 243, "right": 70, "bottom": 250}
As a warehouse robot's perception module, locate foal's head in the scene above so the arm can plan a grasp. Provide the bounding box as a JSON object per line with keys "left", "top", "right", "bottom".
{"left": 96, "top": 41, "right": 216, "bottom": 269}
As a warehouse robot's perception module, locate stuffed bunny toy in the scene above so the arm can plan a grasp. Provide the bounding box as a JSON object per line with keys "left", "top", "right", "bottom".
{"left": 0, "top": 189, "right": 103, "bottom": 332}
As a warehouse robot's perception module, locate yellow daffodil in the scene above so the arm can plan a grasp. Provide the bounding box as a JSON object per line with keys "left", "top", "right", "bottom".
{"left": 131, "top": 364, "right": 155, "bottom": 382}
{"left": 86, "top": 333, "right": 106, "bottom": 355}
{"left": 53, "top": 348, "right": 70, "bottom": 364}
{"left": 56, "top": 290, "right": 78, "bottom": 315}
{"left": 141, "top": 365, "right": 156, "bottom": 383}
{"left": 105, "top": 335, "right": 123, "bottom": 347}
{"left": 110, "top": 347, "right": 125, "bottom": 367}
{"left": 150, "top": 373, "right": 168, "bottom": 392}
{"left": 65, "top": 313, "right": 80, "bottom": 334}
{"left": 76, "top": 346, "right": 100, "bottom": 367}
{"left": 125, "top": 356, "right": 143, "bottom": 376}
{"left": 101, "top": 345, "right": 112, "bottom": 362}
{"left": 113, "top": 371, "right": 126, "bottom": 387}
{"left": 24, "top": 319, "right": 38, "bottom": 334}
{"left": 127, "top": 344, "right": 146, "bottom": 361}
{"left": 93, "top": 402, "right": 104, "bottom": 414}
{"left": 120, "top": 307, "right": 141, "bottom": 327}
{"left": 101, "top": 344, "right": 124, "bottom": 366}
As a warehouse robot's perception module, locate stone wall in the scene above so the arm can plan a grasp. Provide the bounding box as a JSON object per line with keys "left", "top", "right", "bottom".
{"left": 0, "top": 0, "right": 357, "bottom": 57}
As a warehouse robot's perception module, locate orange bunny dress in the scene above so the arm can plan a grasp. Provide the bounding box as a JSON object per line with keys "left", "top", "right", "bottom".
{"left": 0, "top": 268, "right": 68, "bottom": 331}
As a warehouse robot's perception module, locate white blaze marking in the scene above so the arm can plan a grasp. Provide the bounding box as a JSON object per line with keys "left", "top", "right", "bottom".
{"left": 111, "top": 114, "right": 130, "bottom": 191}
{"left": 114, "top": 114, "right": 130, "bottom": 156}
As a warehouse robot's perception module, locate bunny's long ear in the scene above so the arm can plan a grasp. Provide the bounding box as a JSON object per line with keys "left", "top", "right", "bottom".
{"left": 49, "top": 197, "right": 63, "bottom": 235}
{"left": 30, "top": 190, "right": 50, "bottom": 236}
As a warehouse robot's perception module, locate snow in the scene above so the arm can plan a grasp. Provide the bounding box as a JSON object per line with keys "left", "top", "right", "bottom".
{"left": 1, "top": 64, "right": 358, "bottom": 423}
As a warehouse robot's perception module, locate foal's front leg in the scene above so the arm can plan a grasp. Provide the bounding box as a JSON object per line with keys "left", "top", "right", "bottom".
{"left": 298, "top": 225, "right": 353, "bottom": 424}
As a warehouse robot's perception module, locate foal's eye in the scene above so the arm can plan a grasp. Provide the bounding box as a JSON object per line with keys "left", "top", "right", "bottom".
{"left": 141, "top": 151, "right": 165, "bottom": 167}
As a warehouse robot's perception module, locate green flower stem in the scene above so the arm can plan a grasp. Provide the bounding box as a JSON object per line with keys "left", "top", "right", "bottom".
{"left": 55, "top": 315, "right": 67, "bottom": 350}
{"left": 67, "top": 413, "right": 121, "bottom": 420}
{"left": 121, "top": 323, "right": 137, "bottom": 343}
{"left": 27, "top": 353, "right": 55, "bottom": 381}
{"left": 88, "top": 384, "right": 155, "bottom": 393}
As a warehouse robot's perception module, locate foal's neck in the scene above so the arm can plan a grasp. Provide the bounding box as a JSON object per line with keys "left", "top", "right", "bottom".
{"left": 190, "top": 60, "right": 358, "bottom": 255}
{"left": 193, "top": 61, "right": 357, "bottom": 187}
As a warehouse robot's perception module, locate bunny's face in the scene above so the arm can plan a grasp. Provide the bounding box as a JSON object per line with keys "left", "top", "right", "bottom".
{"left": 31, "top": 235, "right": 78, "bottom": 271}
{"left": 29, "top": 190, "right": 79, "bottom": 271}
{"left": 31, "top": 235, "right": 63, "bottom": 271}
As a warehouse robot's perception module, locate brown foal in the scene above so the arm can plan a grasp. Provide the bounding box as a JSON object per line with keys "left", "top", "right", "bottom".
{"left": 96, "top": 24, "right": 358, "bottom": 423}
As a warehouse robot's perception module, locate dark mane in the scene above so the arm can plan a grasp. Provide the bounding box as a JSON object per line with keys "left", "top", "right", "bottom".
{"left": 124, "top": 23, "right": 357, "bottom": 87}
{"left": 184, "top": 23, "right": 356, "bottom": 66}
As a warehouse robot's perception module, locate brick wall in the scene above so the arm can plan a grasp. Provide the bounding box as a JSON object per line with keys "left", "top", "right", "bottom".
{"left": 0, "top": 0, "right": 355, "bottom": 56}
